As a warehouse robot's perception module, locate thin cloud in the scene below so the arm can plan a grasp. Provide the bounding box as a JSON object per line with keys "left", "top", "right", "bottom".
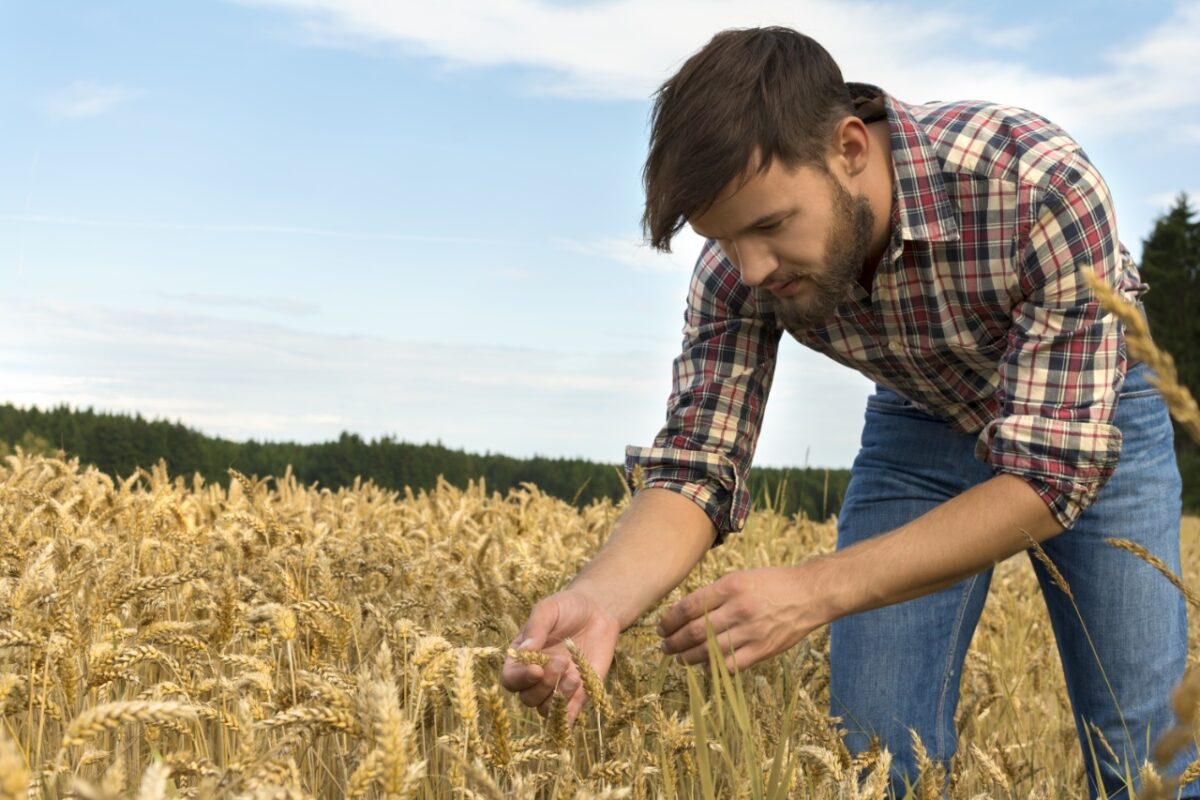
{"left": 493, "top": 266, "right": 533, "bottom": 280}
{"left": 43, "top": 81, "right": 142, "bottom": 119}
{"left": 0, "top": 212, "right": 521, "bottom": 246}
{"left": 972, "top": 24, "right": 1040, "bottom": 50}
{"left": 0, "top": 298, "right": 869, "bottom": 465}
{"left": 557, "top": 226, "right": 706, "bottom": 273}
{"left": 1147, "top": 190, "right": 1199, "bottom": 212}
{"left": 0, "top": 212, "right": 703, "bottom": 273}
{"left": 0, "top": 299, "right": 671, "bottom": 456}
{"left": 159, "top": 292, "right": 321, "bottom": 317}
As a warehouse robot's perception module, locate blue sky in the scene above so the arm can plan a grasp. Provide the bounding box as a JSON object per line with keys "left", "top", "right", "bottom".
{"left": 2, "top": 1, "right": 1197, "bottom": 469}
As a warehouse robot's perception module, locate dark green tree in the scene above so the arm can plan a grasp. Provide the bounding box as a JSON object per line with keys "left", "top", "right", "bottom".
{"left": 1140, "top": 193, "right": 1199, "bottom": 393}
{"left": 1139, "top": 192, "right": 1200, "bottom": 508}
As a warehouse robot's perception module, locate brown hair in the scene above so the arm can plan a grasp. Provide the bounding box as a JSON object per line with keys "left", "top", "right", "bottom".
{"left": 641, "top": 27, "right": 853, "bottom": 251}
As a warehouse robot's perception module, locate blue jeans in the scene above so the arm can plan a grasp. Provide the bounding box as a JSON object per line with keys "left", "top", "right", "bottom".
{"left": 829, "top": 362, "right": 1196, "bottom": 798}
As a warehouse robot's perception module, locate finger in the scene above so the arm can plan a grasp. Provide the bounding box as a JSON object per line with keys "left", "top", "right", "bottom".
{"left": 500, "top": 660, "right": 543, "bottom": 693}
{"left": 566, "top": 686, "right": 588, "bottom": 726}
{"left": 535, "top": 670, "right": 580, "bottom": 717}
{"left": 722, "top": 643, "right": 761, "bottom": 675}
{"left": 503, "top": 609, "right": 559, "bottom": 694}
{"left": 513, "top": 600, "right": 562, "bottom": 653}
{"left": 674, "top": 623, "right": 750, "bottom": 667}
{"left": 661, "top": 604, "right": 736, "bottom": 657}
{"left": 657, "top": 583, "right": 726, "bottom": 638}
{"left": 521, "top": 683, "right": 554, "bottom": 711}
{"left": 524, "top": 660, "right": 576, "bottom": 712}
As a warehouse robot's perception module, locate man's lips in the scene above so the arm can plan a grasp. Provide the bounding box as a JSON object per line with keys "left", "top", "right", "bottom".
{"left": 767, "top": 277, "right": 805, "bottom": 298}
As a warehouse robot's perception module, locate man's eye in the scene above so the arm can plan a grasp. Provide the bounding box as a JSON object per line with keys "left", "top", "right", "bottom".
{"left": 757, "top": 220, "right": 782, "bottom": 232}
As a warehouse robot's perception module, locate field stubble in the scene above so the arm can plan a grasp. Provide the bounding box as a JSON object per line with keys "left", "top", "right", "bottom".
{"left": 1, "top": 447, "right": 1198, "bottom": 798}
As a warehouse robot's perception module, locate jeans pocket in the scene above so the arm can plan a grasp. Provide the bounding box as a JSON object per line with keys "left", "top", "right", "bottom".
{"left": 1119, "top": 362, "right": 1158, "bottom": 399}
{"left": 1119, "top": 387, "right": 1160, "bottom": 399}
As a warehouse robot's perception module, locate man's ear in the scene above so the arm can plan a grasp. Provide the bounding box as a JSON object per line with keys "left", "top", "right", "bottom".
{"left": 830, "top": 115, "right": 871, "bottom": 178}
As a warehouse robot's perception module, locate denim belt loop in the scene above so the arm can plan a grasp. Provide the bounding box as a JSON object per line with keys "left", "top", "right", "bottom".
{"left": 1127, "top": 302, "right": 1151, "bottom": 369}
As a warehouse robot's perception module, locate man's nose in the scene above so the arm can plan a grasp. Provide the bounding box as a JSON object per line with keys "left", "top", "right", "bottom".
{"left": 730, "top": 238, "right": 777, "bottom": 287}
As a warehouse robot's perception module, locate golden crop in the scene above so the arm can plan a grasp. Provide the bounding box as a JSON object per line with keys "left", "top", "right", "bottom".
{"left": 1, "top": 446, "right": 1198, "bottom": 799}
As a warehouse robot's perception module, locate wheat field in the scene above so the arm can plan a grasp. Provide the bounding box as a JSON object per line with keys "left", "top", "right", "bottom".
{"left": 1, "top": 447, "right": 1198, "bottom": 799}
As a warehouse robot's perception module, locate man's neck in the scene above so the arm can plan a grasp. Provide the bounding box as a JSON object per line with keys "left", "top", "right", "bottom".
{"left": 860, "top": 120, "right": 896, "bottom": 292}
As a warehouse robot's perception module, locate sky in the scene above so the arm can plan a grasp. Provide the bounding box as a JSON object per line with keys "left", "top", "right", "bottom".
{"left": 1, "top": 1, "right": 1198, "bottom": 470}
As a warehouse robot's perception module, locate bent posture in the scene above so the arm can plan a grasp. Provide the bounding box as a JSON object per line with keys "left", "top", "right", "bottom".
{"left": 500, "top": 27, "right": 1193, "bottom": 799}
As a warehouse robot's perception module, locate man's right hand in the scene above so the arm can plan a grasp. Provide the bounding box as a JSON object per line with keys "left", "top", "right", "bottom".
{"left": 500, "top": 590, "right": 621, "bottom": 725}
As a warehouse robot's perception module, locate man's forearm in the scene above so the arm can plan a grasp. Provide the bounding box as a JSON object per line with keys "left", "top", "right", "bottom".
{"left": 567, "top": 487, "right": 717, "bottom": 629}
{"left": 812, "top": 473, "right": 1064, "bottom": 623}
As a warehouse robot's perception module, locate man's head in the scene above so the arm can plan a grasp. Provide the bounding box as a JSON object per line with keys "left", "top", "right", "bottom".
{"left": 643, "top": 27, "right": 885, "bottom": 331}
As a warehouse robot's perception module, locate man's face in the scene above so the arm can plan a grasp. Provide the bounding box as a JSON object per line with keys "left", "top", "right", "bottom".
{"left": 688, "top": 156, "right": 876, "bottom": 332}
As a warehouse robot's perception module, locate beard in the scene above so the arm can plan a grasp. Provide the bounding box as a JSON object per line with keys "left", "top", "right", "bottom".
{"left": 773, "top": 175, "right": 876, "bottom": 333}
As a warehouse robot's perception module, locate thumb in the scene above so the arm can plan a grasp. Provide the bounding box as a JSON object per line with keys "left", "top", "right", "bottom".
{"left": 513, "top": 598, "right": 562, "bottom": 652}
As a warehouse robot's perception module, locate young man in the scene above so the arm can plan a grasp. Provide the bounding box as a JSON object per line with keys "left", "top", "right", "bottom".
{"left": 500, "top": 27, "right": 1193, "bottom": 798}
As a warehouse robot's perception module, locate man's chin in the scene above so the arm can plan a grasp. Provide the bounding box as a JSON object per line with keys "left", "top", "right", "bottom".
{"left": 772, "top": 287, "right": 850, "bottom": 332}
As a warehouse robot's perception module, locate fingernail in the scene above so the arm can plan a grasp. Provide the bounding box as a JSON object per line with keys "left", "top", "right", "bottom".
{"left": 561, "top": 680, "right": 578, "bottom": 694}
{"left": 517, "top": 638, "right": 533, "bottom": 650}
{"left": 659, "top": 640, "right": 668, "bottom": 653}
{"left": 656, "top": 623, "right": 665, "bottom": 636}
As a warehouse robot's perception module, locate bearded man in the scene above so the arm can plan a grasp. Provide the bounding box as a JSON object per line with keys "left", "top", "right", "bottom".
{"left": 500, "top": 26, "right": 1193, "bottom": 798}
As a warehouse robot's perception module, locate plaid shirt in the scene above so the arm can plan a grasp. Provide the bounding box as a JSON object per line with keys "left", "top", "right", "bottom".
{"left": 625, "top": 82, "right": 1144, "bottom": 545}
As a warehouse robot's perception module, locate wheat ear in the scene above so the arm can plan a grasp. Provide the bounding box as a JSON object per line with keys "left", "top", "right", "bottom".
{"left": 564, "top": 638, "right": 614, "bottom": 719}
{"left": 1081, "top": 270, "right": 1200, "bottom": 442}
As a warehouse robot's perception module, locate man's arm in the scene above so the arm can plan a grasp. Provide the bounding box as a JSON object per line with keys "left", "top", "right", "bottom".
{"left": 813, "top": 472, "right": 1061, "bottom": 619}
{"left": 569, "top": 487, "right": 717, "bottom": 626}
{"left": 659, "top": 472, "right": 1062, "bottom": 669}
{"left": 625, "top": 238, "right": 783, "bottom": 544}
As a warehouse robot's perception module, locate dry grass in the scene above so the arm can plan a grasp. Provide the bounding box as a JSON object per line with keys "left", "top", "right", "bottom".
{"left": 1, "top": 447, "right": 1198, "bottom": 798}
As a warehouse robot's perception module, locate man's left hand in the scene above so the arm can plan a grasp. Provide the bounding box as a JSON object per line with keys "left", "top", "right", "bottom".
{"left": 657, "top": 565, "right": 826, "bottom": 673}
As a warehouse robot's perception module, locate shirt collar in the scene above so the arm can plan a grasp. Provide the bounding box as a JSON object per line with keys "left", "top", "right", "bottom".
{"left": 848, "top": 82, "right": 960, "bottom": 244}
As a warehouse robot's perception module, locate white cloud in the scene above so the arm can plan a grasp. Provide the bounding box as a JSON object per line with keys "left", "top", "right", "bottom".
{"left": 43, "top": 81, "right": 142, "bottom": 119}
{"left": 239, "top": 0, "right": 960, "bottom": 99}
{"left": 239, "top": 0, "right": 1200, "bottom": 139}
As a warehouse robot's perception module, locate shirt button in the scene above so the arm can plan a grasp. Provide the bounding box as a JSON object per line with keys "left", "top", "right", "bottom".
{"left": 888, "top": 340, "right": 903, "bottom": 354}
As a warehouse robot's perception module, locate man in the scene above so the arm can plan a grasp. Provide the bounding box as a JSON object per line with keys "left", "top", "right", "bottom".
{"left": 499, "top": 27, "right": 1193, "bottom": 798}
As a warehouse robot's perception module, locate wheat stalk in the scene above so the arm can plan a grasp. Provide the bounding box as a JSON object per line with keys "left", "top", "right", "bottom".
{"left": 1105, "top": 537, "right": 1200, "bottom": 610}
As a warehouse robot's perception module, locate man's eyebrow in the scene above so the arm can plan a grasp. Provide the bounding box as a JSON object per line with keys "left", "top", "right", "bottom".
{"left": 692, "top": 210, "right": 789, "bottom": 241}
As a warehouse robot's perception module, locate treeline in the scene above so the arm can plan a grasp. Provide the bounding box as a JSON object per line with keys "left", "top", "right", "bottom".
{"left": 0, "top": 404, "right": 850, "bottom": 521}
{"left": 1140, "top": 194, "right": 1200, "bottom": 511}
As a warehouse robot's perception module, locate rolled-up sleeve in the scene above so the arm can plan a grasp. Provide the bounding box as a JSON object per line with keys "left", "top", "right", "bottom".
{"left": 975, "top": 149, "right": 1133, "bottom": 529}
{"left": 624, "top": 240, "right": 782, "bottom": 546}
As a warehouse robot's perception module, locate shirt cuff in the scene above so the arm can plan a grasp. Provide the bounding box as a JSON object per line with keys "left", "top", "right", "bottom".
{"left": 623, "top": 445, "right": 746, "bottom": 547}
{"left": 974, "top": 415, "right": 1123, "bottom": 528}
